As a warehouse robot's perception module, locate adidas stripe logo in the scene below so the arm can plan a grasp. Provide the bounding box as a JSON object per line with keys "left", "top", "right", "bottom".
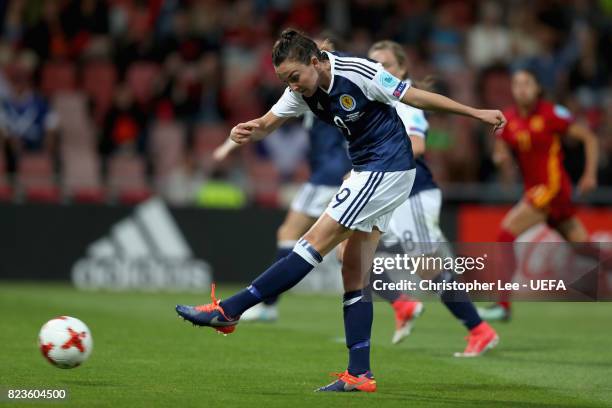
{"left": 71, "top": 198, "right": 212, "bottom": 291}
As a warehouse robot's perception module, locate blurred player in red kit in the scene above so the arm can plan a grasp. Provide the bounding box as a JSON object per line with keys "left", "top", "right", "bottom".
{"left": 479, "top": 68, "right": 599, "bottom": 321}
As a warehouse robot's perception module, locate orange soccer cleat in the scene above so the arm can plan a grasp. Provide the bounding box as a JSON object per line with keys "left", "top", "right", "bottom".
{"left": 454, "top": 321, "right": 499, "bottom": 357}
{"left": 316, "top": 370, "right": 377, "bottom": 392}
{"left": 175, "top": 284, "right": 238, "bottom": 335}
{"left": 391, "top": 296, "right": 424, "bottom": 344}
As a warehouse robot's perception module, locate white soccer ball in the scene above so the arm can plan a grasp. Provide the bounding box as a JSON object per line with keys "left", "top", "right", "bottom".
{"left": 38, "top": 316, "right": 93, "bottom": 369}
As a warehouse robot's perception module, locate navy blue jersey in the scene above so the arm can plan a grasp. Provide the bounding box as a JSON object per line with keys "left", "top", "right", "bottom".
{"left": 393, "top": 102, "right": 438, "bottom": 196}
{"left": 271, "top": 52, "right": 415, "bottom": 173}
{"left": 303, "top": 112, "right": 352, "bottom": 186}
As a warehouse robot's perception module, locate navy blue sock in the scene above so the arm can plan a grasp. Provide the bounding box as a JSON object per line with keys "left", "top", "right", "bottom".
{"left": 220, "top": 239, "right": 322, "bottom": 319}
{"left": 263, "top": 246, "right": 293, "bottom": 306}
{"left": 344, "top": 290, "right": 372, "bottom": 376}
{"left": 434, "top": 270, "right": 482, "bottom": 330}
{"left": 369, "top": 270, "right": 402, "bottom": 303}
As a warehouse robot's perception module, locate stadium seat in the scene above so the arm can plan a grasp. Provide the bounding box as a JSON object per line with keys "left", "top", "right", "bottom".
{"left": 220, "top": 85, "right": 261, "bottom": 124}
{"left": 17, "top": 153, "right": 61, "bottom": 203}
{"left": 107, "top": 154, "right": 152, "bottom": 205}
{"left": 41, "top": 61, "right": 77, "bottom": 97}
{"left": 193, "top": 123, "right": 229, "bottom": 154}
{"left": 53, "top": 92, "right": 90, "bottom": 120}
{"left": 63, "top": 151, "right": 106, "bottom": 203}
{"left": 193, "top": 123, "right": 231, "bottom": 171}
{"left": 53, "top": 92, "right": 97, "bottom": 151}
{"left": 81, "top": 60, "right": 117, "bottom": 125}
{"left": 150, "top": 121, "right": 186, "bottom": 183}
{"left": 246, "top": 159, "right": 280, "bottom": 208}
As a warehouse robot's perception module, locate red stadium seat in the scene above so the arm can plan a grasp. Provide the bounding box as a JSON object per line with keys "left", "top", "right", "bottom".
{"left": 53, "top": 92, "right": 96, "bottom": 150}
{"left": 193, "top": 123, "right": 230, "bottom": 155}
{"left": 81, "top": 60, "right": 117, "bottom": 124}
{"left": 193, "top": 123, "right": 232, "bottom": 171}
{"left": 63, "top": 151, "right": 106, "bottom": 203}
{"left": 149, "top": 121, "right": 186, "bottom": 182}
{"left": 246, "top": 159, "right": 280, "bottom": 208}
{"left": 107, "top": 154, "right": 152, "bottom": 204}
{"left": 41, "top": 61, "right": 76, "bottom": 97}
{"left": 17, "top": 153, "right": 61, "bottom": 203}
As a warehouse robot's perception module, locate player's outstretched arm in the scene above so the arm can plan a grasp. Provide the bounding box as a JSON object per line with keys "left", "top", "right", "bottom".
{"left": 401, "top": 87, "right": 506, "bottom": 130}
{"left": 230, "top": 111, "right": 288, "bottom": 145}
{"left": 214, "top": 111, "right": 288, "bottom": 161}
{"left": 567, "top": 123, "right": 599, "bottom": 195}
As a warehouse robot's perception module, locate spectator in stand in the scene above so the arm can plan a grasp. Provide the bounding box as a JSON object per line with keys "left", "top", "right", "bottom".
{"left": 194, "top": 52, "right": 224, "bottom": 124}
{"left": 22, "top": 0, "right": 72, "bottom": 60}
{"left": 507, "top": 5, "right": 542, "bottom": 61}
{"left": 2, "top": 0, "right": 26, "bottom": 47}
{"left": 158, "top": 5, "right": 213, "bottom": 63}
{"left": 113, "top": 2, "right": 162, "bottom": 76}
{"left": 568, "top": 25, "right": 608, "bottom": 109}
{"left": 0, "top": 42, "right": 13, "bottom": 100}
{"left": 467, "top": 1, "right": 511, "bottom": 69}
{"left": 515, "top": 6, "right": 576, "bottom": 96}
{"left": 0, "top": 51, "right": 59, "bottom": 172}
{"left": 223, "top": 0, "right": 269, "bottom": 48}
{"left": 99, "top": 84, "right": 147, "bottom": 159}
{"left": 153, "top": 54, "right": 196, "bottom": 123}
{"left": 349, "top": 0, "right": 390, "bottom": 35}
{"left": 429, "top": 2, "right": 466, "bottom": 73}
{"left": 61, "top": 0, "right": 109, "bottom": 56}
{"left": 190, "top": 0, "right": 224, "bottom": 44}
{"left": 391, "top": 0, "right": 433, "bottom": 51}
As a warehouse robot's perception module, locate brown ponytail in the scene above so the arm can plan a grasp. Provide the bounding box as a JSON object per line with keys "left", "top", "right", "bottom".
{"left": 272, "top": 29, "right": 325, "bottom": 67}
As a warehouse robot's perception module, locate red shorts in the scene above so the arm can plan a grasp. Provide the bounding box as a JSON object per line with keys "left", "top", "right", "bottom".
{"left": 525, "top": 178, "right": 576, "bottom": 227}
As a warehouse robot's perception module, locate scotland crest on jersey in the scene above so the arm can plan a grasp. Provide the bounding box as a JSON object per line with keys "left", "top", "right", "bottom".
{"left": 339, "top": 94, "right": 356, "bottom": 111}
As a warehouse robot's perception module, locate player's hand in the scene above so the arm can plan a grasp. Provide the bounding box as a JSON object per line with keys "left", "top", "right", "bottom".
{"left": 230, "top": 120, "right": 260, "bottom": 145}
{"left": 577, "top": 173, "right": 597, "bottom": 196}
{"left": 476, "top": 109, "right": 506, "bottom": 132}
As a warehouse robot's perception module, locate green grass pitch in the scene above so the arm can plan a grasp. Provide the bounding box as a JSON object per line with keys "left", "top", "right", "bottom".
{"left": 1, "top": 283, "right": 611, "bottom": 407}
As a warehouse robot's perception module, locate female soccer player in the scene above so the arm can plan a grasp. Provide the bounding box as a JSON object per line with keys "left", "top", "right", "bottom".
{"left": 479, "top": 68, "right": 599, "bottom": 321}
{"left": 367, "top": 40, "right": 498, "bottom": 356}
{"left": 176, "top": 29, "right": 505, "bottom": 392}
